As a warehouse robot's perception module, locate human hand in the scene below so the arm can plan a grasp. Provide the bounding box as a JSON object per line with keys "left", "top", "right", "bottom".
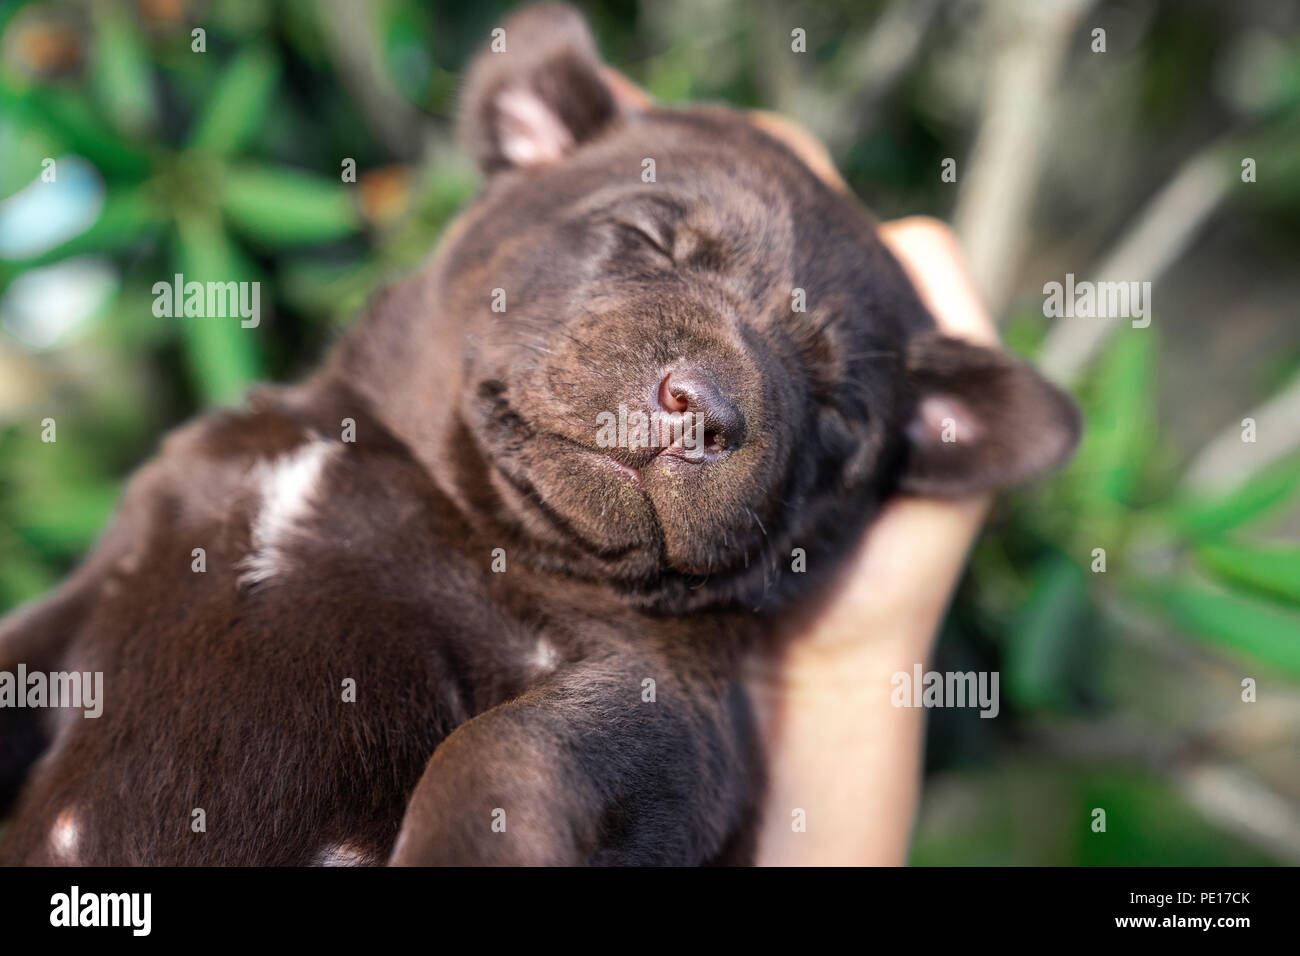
{"left": 748, "top": 217, "right": 997, "bottom": 866}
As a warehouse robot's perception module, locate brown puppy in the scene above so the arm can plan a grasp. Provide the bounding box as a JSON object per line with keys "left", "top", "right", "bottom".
{"left": 0, "top": 4, "right": 1078, "bottom": 865}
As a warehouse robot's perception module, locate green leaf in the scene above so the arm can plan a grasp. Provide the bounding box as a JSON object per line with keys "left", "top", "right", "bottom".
{"left": 3, "top": 87, "right": 151, "bottom": 178}
{"left": 1050, "top": 331, "right": 1157, "bottom": 547}
{"left": 1197, "top": 539, "right": 1300, "bottom": 607}
{"left": 188, "top": 47, "right": 280, "bottom": 156}
{"left": 1143, "top": 580, "right": 1300, "bottom": 677}
{"left": 0, "top": 121, "right": 61, "bottom": 200}
{"left": 1077, "top": 331, "right": 1157, "bottom": 506}
{"left": 171, "top": 215, "right": 265, "bottom": 404}
{"left": 219, "top": 164, "right": 361, "bottom": 246}
{"left": 90, "top": 2, "right": 156, "bottom": 138}
{"left": 382, "top": 1, "right": 436, "bottom": 104}
{"left": 1164, "top": 454, "right": 1300, "bottom": 540}
{"left": 1005, "top": 555, "right": 1093, "bottom": 711}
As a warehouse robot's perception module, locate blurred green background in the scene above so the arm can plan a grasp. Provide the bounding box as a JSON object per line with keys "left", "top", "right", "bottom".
{"left": 1, "top": 0, "right": 1298, "bottom": 865}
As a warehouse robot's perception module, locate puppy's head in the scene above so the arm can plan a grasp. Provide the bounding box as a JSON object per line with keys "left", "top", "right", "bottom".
{"left": 433, "top": 4, "right": 1078, "bottom": 612}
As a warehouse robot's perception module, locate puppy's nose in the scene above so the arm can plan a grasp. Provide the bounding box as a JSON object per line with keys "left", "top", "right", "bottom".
{"left": 657, "top": 369, "right": 745, "bottom": 454}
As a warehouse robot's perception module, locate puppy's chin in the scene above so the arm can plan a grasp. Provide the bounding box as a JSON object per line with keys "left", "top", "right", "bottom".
{"left": 475, "top": 425, "right": 796, "bottom": 600}
{"left": 635, "top": 448, "right": 779, "bottom": 577}
{"left": 483, "top": 431, "right": 660, "bottom": 566}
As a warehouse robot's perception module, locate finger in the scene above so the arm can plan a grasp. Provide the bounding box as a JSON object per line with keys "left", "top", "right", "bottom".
{"left": 879, "top": 217, "right": 999, "bottom": 347}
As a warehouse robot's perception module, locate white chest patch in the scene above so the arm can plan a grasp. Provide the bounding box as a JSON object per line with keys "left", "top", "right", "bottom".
{"left": 531, "top": 637, "right": 560, "bottom": 674}
{"left": 238, "top": 440, "right": 337, "bottom": 587}
{"left": 50, "top": 808, "right": 79, "bottom": 862}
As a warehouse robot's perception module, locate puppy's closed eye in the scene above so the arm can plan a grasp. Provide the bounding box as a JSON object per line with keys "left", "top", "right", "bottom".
{"left": 617, "top": 219, "right": 675, "bottom": 262}
{"left": 580, "top": 194, "right": 683, "bottom": 264}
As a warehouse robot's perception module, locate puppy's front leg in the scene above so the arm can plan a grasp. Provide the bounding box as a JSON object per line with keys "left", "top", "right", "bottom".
{"left": 389, "top": 653, "right": 760, "bottom": 866}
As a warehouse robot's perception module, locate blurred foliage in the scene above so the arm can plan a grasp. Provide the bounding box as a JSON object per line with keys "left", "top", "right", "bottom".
{"left": 1, "top": 0, "right": 1298, "bottom": 865}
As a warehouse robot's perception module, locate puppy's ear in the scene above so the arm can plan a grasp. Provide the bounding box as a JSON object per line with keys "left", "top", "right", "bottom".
{"left": 460, "top": 4, "right": 641, "bottom": 174}
{"left": 899, "top": 333, "right": 1082, "bottom": 497}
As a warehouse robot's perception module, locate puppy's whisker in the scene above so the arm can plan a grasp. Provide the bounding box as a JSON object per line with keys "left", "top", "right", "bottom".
{"left": 503, "top": 328, "right": 597, "bottom": 367}
{"left": 746, "top": 507, "right": 775, "bottom": 602}
{"left": 509, "top": 316, "right": 591, "bottom": 350}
